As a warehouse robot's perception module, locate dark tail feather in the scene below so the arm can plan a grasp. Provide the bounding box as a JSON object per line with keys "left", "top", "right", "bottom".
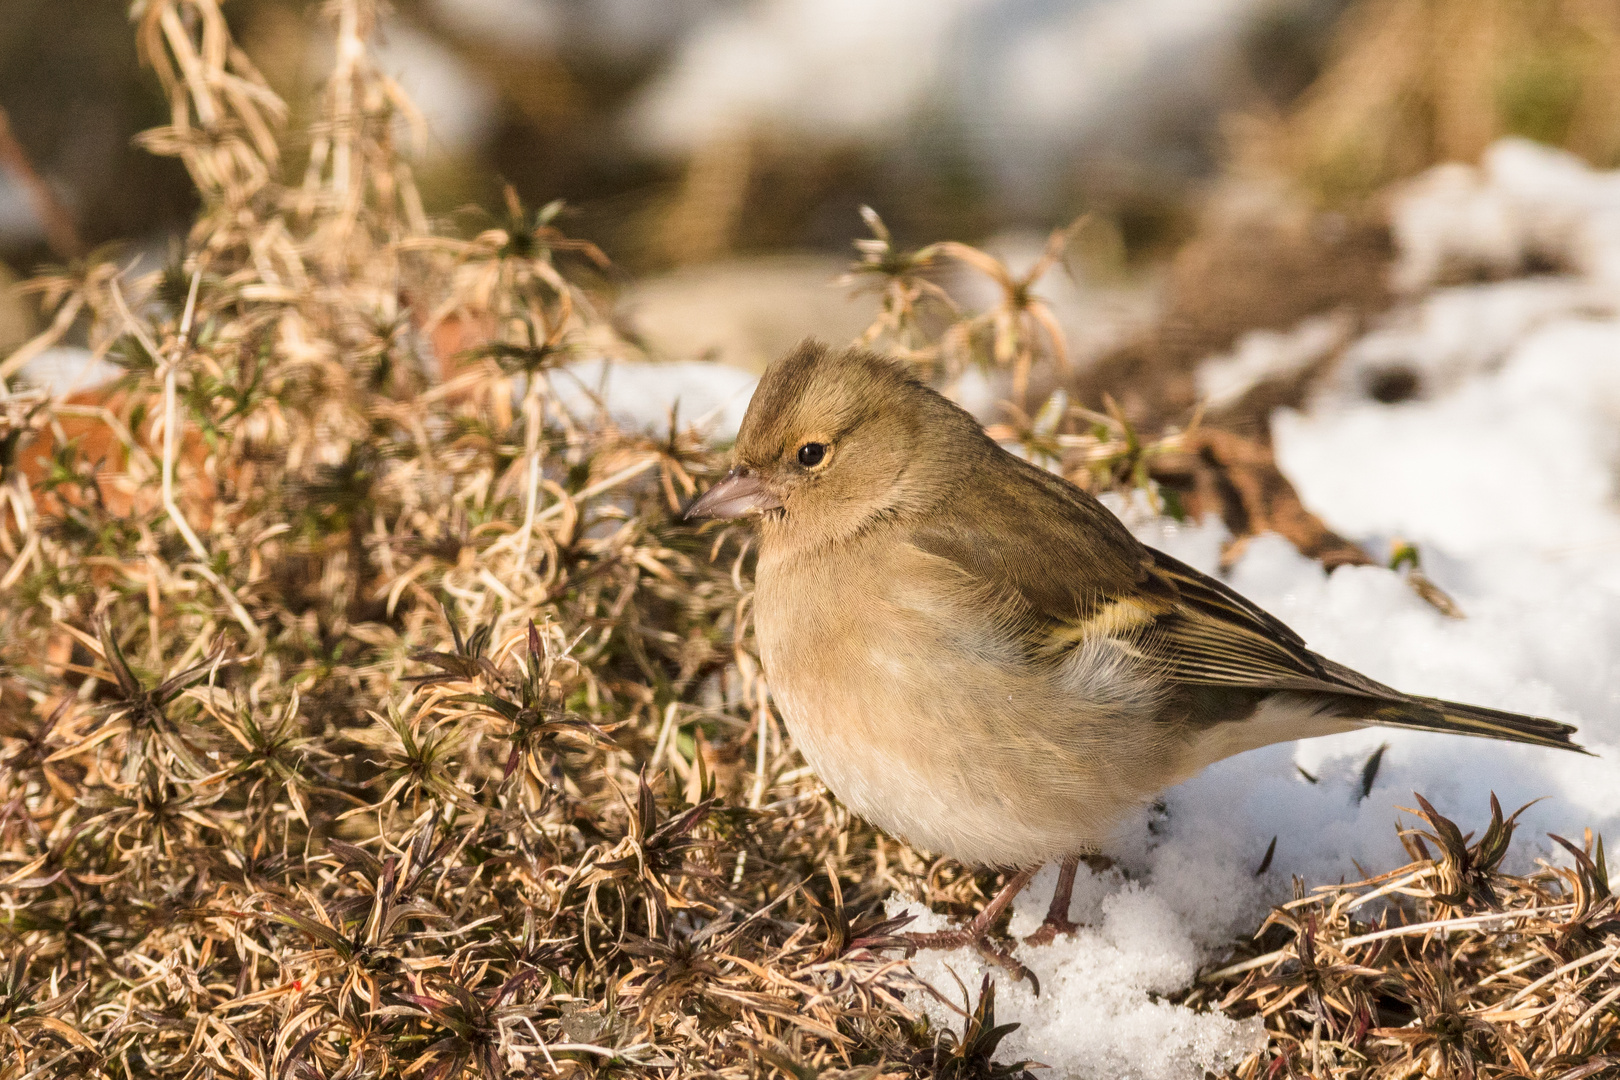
{"left": 1365, "top": 695, "right": 1588, "bottom": 755}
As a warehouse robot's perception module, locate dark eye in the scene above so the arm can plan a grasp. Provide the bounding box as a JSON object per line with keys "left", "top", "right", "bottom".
{"left": 796, "top": 442, "right": 827, "bottom": 467}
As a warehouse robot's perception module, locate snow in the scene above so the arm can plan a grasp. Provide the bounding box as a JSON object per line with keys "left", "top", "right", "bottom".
{"left": 370, "top": 19, "right": 499, "bottom": 156}
{"left": 544, "top": 357, "right": 758, "bottom": 440}
{"left": 628, "top": 0, "right": 1277, "bottom": 215}
{"left": 17, "top": 347, "right": 124, "bottom": 397}
{"left": 1320, "top": 277, "right": 1607, "bottom": 405}
{"left": 0, "top": 170, "right": 52, "bottom": 245}
{"left": 1274, "top": 316, "right": 1620, "bottom": 558}
{"left": 1195, "top": 311, "right": 1351, "bottom": 410}
{"left": 629, "top": 0, "right": 963, "bottom": 152}
{"left": 893, "top": 866, "right": 1269, "bottom": 1079}
{"left": 1392, "top": 138, "right": 1620, "bottom": 293}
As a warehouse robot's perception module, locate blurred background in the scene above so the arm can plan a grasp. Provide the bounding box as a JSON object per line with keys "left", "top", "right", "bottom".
{"left": 3, "top": 0, "right": 1620, "bottom": 379}
{"left": 0, "top": 0, "right": 1338, "bottom": 264}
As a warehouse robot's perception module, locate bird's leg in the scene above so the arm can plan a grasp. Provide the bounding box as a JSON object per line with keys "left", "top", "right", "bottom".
{"left": 905, "top": 866, "right": 1035, "bottom": 950}
{"left": 1024, "top": 852, "right": 1115, "bottom": 945}
{"left": 1023, "top": 854, "right": 1082, "bottom": 946}
{"left": 905, "top": 866, "right": 1040, "bottom": 991}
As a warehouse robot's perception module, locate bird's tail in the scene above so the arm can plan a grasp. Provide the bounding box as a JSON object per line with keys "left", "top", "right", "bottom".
{"left": 1364, "top": 695, "right": 1587, "bottom": 754}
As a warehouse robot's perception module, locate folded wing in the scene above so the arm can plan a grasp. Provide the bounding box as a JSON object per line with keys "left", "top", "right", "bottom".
{"left": 912, "top": 454, "right": 1584, "bottom": 753}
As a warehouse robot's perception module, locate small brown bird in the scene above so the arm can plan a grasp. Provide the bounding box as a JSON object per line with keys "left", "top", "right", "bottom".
{"left": 687, "top": 341, "right": 1582, "bottom": 957}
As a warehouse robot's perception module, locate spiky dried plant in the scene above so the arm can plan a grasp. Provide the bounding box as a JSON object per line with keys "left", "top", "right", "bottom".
{"left": 1194, "top": 797, "right": 1618, "bottom": 1080}
{"left": 0, "top": 3, "right": 1014, "bottom": 1076}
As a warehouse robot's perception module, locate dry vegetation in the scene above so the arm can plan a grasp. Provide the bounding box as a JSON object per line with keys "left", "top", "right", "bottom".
{"left": 1196, "top": 797, "right": 1619, "bottom": 1080}
{"left": 0, "top": 3, "right": 1615, "bottom": 1079}
{"left": 1235, "top": 0, "right": 1620, "bottom": 202}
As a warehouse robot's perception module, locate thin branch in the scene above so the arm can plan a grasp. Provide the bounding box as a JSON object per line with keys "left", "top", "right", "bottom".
{"left": 0, "top": 104, "right": 82, "bottom": 261}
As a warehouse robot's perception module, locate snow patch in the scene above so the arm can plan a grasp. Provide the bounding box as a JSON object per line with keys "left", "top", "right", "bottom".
{"left": 18, "top": 347, "right": 124, "bottom": 397}
{"left": 1393, "top": 139, "right": 1620, "bottom": 293}
{"left": 544, "top": 357, "right": 758, "bottom": 440}
{"left": 892, "top": 875, "right": 1267, "bottom": 1080}
{"left": 1196, "top": 311, "right": 1351, "bottom": 410}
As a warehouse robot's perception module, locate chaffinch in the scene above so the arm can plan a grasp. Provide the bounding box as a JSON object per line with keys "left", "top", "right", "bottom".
{"left": 687, "top": 341, "right": 1582, "bottom": 958}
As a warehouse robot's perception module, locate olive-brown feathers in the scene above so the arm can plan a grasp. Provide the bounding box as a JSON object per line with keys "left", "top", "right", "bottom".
{"left": 735, "top": 341, "right": 989, "bottom": 551}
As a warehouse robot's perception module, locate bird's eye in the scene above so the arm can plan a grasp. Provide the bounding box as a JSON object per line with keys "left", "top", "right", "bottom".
{"left": 796, "top": 442, "right": 827, "bottom": 467}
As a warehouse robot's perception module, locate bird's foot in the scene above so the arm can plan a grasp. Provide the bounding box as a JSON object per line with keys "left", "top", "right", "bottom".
{"left": 1018, "top": 852, "right": 1093, "bottom": 947}
{"left": 900, "top": 866, "right": 1042, "bottom": 992}
{"left": 1022, "top": 914, "right": 1082, "bottom": 947}
{"left": 903, "top": 927, "right": 1039, "bottom": 993}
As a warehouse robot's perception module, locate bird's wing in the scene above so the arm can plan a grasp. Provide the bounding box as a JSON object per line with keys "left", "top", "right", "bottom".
{"left": 910, "top": 456, "right": 1583, "bottom": 750}
{"left": 909, "top": 454, "right": 1397, "bottom": 701}
{"left": 1133, "top": 548, "right": 1395, "bottom": 698}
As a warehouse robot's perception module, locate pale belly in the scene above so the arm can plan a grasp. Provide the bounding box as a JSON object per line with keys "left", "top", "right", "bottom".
{"left": 754, "top": 544, "right": 1186, "bottom": 867}
{"left": 769, "top": 676, "right": 1130, "bottom": 866}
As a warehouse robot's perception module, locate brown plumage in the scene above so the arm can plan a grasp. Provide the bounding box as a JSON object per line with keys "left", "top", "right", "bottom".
{"left": 687, "top": 341, "right": 1583, "bottom": 946}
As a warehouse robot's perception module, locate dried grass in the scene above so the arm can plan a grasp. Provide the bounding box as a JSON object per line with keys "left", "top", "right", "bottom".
{"left": 1194, "top": 796, "right": 1619, "bottom": 1080}
{"left": 0, "top": 4, "right": 1613, "bottom": 1079}
{"left": 1237, "top": 0, "right": 1620, "bottom": 202}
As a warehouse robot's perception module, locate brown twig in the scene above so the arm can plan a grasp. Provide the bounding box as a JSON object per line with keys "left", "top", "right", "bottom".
{"left": 0, "top": 104, "right": 82, "bottom": 261}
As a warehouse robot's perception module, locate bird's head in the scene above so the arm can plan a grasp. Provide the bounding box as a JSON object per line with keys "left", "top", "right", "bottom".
{"left": 684, "top": 340, "right": 986, "bottom": 548}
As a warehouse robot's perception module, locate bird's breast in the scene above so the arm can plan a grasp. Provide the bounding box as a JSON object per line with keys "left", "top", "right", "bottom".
{"left": 752, "top": 538, "right": 1178, "bottom": 866}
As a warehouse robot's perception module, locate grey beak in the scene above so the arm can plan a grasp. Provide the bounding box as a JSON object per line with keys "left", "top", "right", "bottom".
{"left": 684, "top": 468, "right": 783, "bottom": 520}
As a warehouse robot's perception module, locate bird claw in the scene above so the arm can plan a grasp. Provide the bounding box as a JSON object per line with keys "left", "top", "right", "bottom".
{"left": 903, "top": 929, "right": 1041, "bottom": 994}
{"left": 1019, "top": 852, "right": 1093, "bottom": 948}
{"left": 1022, "top": 914, "right": 1082, "bottom": 947}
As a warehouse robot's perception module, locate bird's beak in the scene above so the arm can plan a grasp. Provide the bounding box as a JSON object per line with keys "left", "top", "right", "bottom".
{"left": 684, "top": 468, "right": 782, "bottom": 520}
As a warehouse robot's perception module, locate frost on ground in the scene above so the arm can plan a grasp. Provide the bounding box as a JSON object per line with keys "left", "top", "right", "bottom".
{"left": 883, "top": 140, "right": 1620, "bottom": 1080}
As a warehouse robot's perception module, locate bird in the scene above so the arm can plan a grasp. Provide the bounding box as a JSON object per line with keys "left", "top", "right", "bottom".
{"left": 685, "top": 340, "right": 1584, "bottom": 968}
